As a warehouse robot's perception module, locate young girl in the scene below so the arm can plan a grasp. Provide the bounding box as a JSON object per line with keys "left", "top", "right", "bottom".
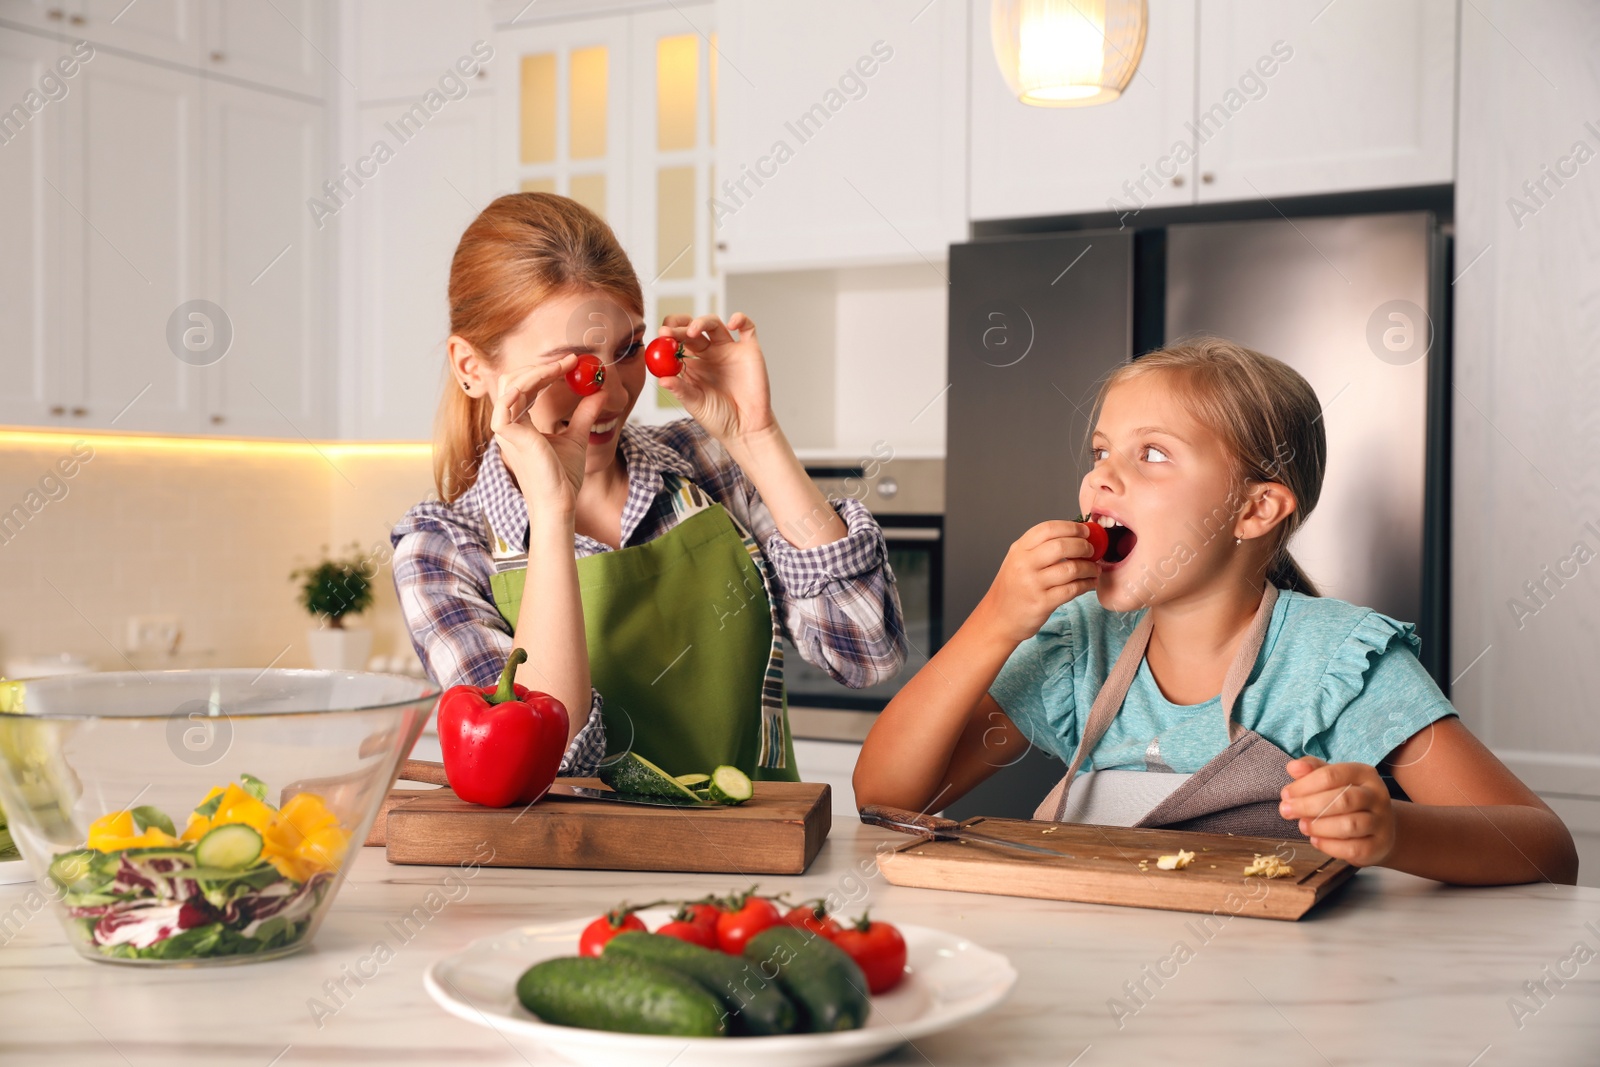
{"left": 391, "top": 193, "right": 905, "bottom": 779}
{"left": 856, "top": 338, "right": 1577, "bottom": 886}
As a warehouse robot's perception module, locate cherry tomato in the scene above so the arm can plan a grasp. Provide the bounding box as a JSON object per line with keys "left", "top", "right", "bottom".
{"left": 1079, "top": 516, "right": 1108, "bottom": 562}
{"left": 782, "top": 902, "right": 843, "bottom": 940}
{"left": 832, "top": 912, "right": 907, "bottom": 994}
{"left": 577, "top": 909, "right": 646, "bottom": 956}
{"left": 681, "top": 901, "right": 723, "bottom": 934}
{"left": 715, "top": 894, "right": 782, "bottom": 955}
{"left": 565, "top": 353, "right": 606, "bottom": 396}
{"left": 643, "top": 337, "right": 685, "bottom": 378}
{"left": 656, "top": 917, "right": 718, "bottom": 950}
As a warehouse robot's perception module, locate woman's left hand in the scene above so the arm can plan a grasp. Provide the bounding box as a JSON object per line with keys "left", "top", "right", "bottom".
{"left": 1279, "top": 756, "right": 1397, "bottom": 866}
{"left": 654, "top": 313, "right": 775, "bottom": 445}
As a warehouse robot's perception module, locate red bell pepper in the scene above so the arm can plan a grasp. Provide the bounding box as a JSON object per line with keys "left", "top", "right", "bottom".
{"left": 437, "top": 648, "right": 570, "bottom": 808}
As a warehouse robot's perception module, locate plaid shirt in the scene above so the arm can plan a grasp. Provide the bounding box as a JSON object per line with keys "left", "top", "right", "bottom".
{"left": 391, "top": 418, "right": 907, "bottom": 775}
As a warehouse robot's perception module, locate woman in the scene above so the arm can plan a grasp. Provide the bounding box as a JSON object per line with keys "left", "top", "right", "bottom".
{"left": 392, "top": 193, "right": 906, "bottom": 779}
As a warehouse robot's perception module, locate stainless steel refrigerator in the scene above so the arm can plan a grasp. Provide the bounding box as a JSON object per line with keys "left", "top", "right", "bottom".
{"left": 943, "top": 211, "right": 1450, "bottom": 820}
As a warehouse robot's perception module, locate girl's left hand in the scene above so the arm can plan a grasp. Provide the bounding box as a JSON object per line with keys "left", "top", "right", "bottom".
{"left": 1280, "top": 756, "right": 1397, "bottom": 866}
{"left": 654, "top": 313, "right": 775, "bottom": 445}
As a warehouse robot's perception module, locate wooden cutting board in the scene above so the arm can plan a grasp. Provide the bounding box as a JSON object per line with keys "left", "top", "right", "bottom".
{"left": 875, "top": 816, "right": 1355, "bottom": 921}
{"left": 381, "top": 778, "right": 832, "bottom": 875}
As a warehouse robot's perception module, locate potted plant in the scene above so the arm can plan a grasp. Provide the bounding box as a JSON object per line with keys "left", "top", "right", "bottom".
{"left": 292, "top": 544, "right": 376, "bottom": 671}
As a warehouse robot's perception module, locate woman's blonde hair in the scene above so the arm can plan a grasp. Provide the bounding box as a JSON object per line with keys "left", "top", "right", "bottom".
{"left": 1092, "top": 336, "right": 1326, "bottom": 596}
{"left": 434, "top": 192, "right": 642, "bottom": 503}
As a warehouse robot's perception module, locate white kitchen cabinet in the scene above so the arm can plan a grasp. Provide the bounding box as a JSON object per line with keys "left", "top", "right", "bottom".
{"left": 0, "top": 29, "right": 74, "bottom": 427}
{"left": 202, "top": 0, "right": 328, "bottom": 98}
{"left": 199, "top": 82, "right": 327, "bottom": 437}
{"left": 1192, "top": 0, "right": 1456, "bottom": 202}
{"left": 713, "top": 0, "right": 967, "bottom": 270}
{"left": 75, "top": 0, "right": 202, "bottom": 68}
{"left": 355, "top": 0, "right": 493, "bottom": 103}
{"left": 969, "top": 0, "right": 1198, "bottom": 223}
{"left": 74, "top": 51, "right": 205, "bottom": 433}
{"left": 348, "top": 93, "right": 496, "bottom": 440}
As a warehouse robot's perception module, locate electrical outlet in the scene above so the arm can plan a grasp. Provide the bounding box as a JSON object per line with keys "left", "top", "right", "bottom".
{"left": 126, "top": 615, "right": 182, "bottom": 654}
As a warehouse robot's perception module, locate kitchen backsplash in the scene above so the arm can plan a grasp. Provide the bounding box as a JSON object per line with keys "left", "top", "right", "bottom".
{"left": 0, "top": 432, "right": 435, "bottom": 677}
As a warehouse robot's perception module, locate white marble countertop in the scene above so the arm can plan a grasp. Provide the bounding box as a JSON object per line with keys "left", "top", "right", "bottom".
{"left": 2, "top": 821, "right": 1598, "bottom": 1066}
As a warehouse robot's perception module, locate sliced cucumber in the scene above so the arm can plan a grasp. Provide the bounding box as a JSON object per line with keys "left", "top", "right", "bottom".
{"left": 673, "top": 773, "right": 710, "bottom": 789}
{"left": 597, "top": 753, "right": 703, "bottom": 803}
{"left": 707, "top": 765, "right": 753, "bottom": 806}
{"left": 49, "top": 849, "right": 103, "bottom": 893}
{"left": 194, "top": 823, "right": 263, "bottom": 870}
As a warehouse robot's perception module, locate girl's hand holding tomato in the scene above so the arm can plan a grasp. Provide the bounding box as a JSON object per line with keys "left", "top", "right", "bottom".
{"left": 975, "top": 520, "right": 1103, "bottom": 645}
{"left": 490, "top": 353, "right": 606, "bottom": 515}
{"left": 651, "top": 313, "right": 775, "bottom": 446}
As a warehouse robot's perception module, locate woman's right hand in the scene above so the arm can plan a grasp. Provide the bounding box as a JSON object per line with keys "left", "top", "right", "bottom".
{"left": 490, "top": 354, "right": 604, "bottom": 518}
{"left": 973, "top": 520, "right": 1101, "bottom": 645}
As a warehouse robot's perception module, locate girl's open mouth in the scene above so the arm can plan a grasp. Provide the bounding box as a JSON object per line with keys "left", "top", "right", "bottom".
{"left": 1092, "top": 513, "right": 1138, "bottom": 566}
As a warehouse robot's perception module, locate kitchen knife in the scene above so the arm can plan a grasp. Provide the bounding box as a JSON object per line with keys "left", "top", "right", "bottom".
{"left": 396, "top": 759, "right": 713, "bottom": 808}
{"left": 859, "top": 804, "right": 1075, "bottom": 859}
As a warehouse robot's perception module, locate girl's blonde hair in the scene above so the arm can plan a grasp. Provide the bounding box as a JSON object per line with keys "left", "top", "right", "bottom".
{"left": 1093, "top": 336, "right": 1326, "bottom": 596}
{"left": 434, "top": 192, "right": 642, "bottom": 503}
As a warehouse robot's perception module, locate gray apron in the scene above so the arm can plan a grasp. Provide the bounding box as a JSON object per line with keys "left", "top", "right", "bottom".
{"left": 1033, "top": 583, "right": 1307, "bottom": 839}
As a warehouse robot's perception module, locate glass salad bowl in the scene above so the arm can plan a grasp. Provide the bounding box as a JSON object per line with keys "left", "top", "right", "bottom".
{"left": 0, "top": 669, "right": 438, "bottom": 966}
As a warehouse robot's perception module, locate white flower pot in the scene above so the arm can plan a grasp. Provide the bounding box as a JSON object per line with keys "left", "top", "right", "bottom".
{"left": 306, "top": 627, "right": 373, "bottom": 671}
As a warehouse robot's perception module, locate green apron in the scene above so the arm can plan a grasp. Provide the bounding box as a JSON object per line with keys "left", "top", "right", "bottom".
{"left": 487, "top": 477, "right": 798, "bottom": 782}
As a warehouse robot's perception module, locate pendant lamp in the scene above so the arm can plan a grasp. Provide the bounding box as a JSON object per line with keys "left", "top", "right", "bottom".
{"left": 990, "top": 0, "right": 1149, "bottom": 107}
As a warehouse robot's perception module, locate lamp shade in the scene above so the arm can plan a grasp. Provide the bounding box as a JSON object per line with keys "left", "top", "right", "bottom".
{"left": 990, "top": 0, "right": 1149, "bottom": 107}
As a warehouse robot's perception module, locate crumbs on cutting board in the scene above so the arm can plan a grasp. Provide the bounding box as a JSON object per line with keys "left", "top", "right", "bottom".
{"left": 1243, "top": 853, "right": 1294, "bottom": 878}
{"left": 1156, "top": 849, "right": 1195, "bottom": 870}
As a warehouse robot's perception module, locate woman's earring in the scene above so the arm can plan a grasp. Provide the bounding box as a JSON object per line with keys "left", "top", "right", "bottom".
{"left": 461, "top": 380, "right": 472, "bottom": 393}
{"left": 1235, "top": 536, "right": 1242, "bottom": 546}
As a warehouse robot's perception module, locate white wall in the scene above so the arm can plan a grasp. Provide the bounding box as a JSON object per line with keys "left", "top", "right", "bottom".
{"left": 1454, "top": 1, "right": 1600, "bottom": 816}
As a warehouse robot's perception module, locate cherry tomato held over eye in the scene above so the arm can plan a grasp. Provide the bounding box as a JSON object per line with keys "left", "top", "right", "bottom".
{"left": 566, "top": 353, "right": 606, "bottom": 396}
{"left": 643, "top": 336, "right": 685, "bottom": 378}
{"left": 782, "top": 901, "right": 843, "bottom": 940}
{"left": 1078, "top": 515, "right": 1108, "bottom": 562}
{"left": 577, "top": 908, "right": 646, "bottom": 956}
{"left": 715, "top": 893, "right": 782, "bottom": 955}
{"left": 832, "top": 912, "right": 908, "bottom": 994}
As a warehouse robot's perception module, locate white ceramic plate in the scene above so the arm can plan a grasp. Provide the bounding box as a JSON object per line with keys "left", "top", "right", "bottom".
{"left": 424, "top": 907, "right": 1016, "bottom": 1067}
{"left": 0, "top": 858, "right": 32, "bottom": 885}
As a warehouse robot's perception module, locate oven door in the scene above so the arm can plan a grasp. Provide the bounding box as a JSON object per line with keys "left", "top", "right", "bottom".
{"left": 783, "top": 515, "right": 942, "bottom": 718}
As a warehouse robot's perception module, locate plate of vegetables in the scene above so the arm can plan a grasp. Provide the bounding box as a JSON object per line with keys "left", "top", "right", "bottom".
{"left": 424, "top": 888, "right": 1016, "bottom": 1067}
{"left": 48, "top": 773, "right": 351, "bottom": 964}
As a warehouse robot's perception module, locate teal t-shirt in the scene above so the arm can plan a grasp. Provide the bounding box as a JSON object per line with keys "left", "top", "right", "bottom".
{"left": 988, "top": 589, "right": 1457, "bottom": 775}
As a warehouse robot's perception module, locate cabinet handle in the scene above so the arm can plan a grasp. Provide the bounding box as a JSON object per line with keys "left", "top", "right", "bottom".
{"left": 210, "top": 414, "right": 225, "bottom": 425}
{"left": 716, "top": 241, "right": 728, "bottom": 252}
{"left": 1202, "top": 172, "right": 1215, "bottom": 184}
{"left": 70, "top": 406, "right": 87, "bottom": 417}
{"left": 476, "top": 69, "right": 487, "bottom": 79}
{"left": 210, "top": 51, "right": 226, "bottom": 63}
{"left": 46, "top": 8, "right": 64, "bottom": 19}
{"left": 49, "top": 404, "right": 66, "bottom": 416}
{"left": 1172, "top": 175, "right": 1184, "bottom": 187}
{"left": 68, "top": 13, "right": 85, "bottom": 24}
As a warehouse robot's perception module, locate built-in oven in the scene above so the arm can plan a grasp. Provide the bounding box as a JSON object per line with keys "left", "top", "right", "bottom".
{"left": 786, "top": 457, "right": 944, "bottom": 742}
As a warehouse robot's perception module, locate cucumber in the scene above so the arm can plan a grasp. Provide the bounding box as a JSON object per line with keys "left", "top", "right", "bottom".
{"left": 674, "top": 773, "right": 711, "bottom": 789}
{"left": 597, "top": 753, "right": 703, "bottom": 803}
{"left": 49, "top": 850, "right": 103, "bottom": 893}
{"left": 194, "top": 823, "right": 263, "bottom": 870}
{"left": 707, "top": 765, "right": 752, "bottom": 806}
{"left": 743, "top": 927, "right": 870, "bottom": 1033}
{"left": 515, "top": 956, "right": 727, "bottom": 1037}
{"left": 605, "top": 931, "right": 798, "bottom": 1036}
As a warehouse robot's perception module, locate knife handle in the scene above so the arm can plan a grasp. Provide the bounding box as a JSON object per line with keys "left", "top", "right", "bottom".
{"left": 859, "top": 804, "right": 961, "bottom": 835}
{"left": 399, "top": 758, "right": 451, "bottom": 787}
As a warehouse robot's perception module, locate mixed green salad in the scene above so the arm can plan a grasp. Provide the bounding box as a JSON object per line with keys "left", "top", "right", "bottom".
{"left": 0, "top": 798, "right": 17, "bottom": 862}
{"left": 52, "top": 774, "right": 350, "bottom": 962}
